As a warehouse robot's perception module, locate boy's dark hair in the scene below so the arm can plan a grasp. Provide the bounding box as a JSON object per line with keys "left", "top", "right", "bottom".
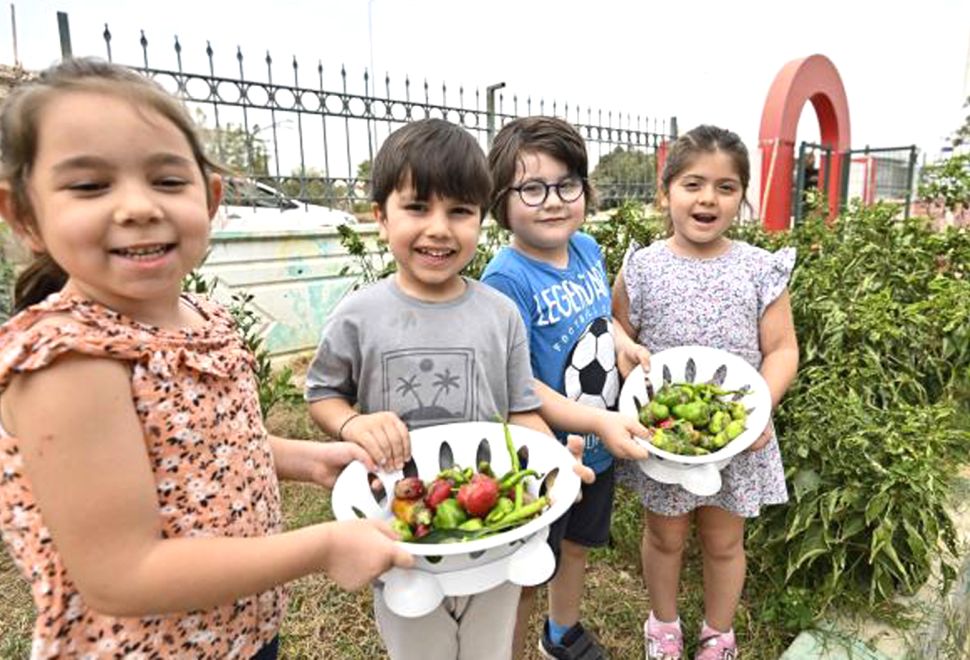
{"left": 371, "top": 118, "right": 491, "bottom": 218}
{"left": 660, "top": 124, "right": 750, "bottom": 197}
{"left": 488, "top": 116, "right": 596, "bottom": 229}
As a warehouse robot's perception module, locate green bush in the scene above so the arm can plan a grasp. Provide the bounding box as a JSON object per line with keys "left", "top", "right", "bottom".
{"left": 0, "top": 224, "right": 14, "bottom": 323}
{"left": 183, "top": 272, "right": 302, "bottom": 417}
{"left": 734, "top": 203, "right": 970, "bottom": 627}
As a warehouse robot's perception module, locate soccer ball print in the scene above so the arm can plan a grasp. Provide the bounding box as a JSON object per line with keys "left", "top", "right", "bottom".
{"left": 563, "top": 317, "right": 619, "bottom": 410}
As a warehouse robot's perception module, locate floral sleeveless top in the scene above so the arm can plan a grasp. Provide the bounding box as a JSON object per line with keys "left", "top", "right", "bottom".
{"left": 0, "top": 292, "right": 284, "bottom": 659}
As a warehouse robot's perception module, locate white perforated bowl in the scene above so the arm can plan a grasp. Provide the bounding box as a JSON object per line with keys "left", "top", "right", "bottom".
{"left": 331, "top": 421, "right": 581, "bottom": 617}
{"left": 618, "top": 345, "right": 772, "bottom": 495}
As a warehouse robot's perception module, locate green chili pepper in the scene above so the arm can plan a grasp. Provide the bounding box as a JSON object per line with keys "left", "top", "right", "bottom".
{"left": 389, "top": 518, "right": 413, "bottom": 542}
{"left": 709, "top": 410, "right": 728, "bottom": 434}
{"left": 485, "top": 496, "right": 514, "bottom": 524}
{"left": 650, "top": 400, "right": 670, "bottom": 421}
{"left": 725, "top": 419, "right": 745, "bottom": 440}
{"left": 499, "top": 469, "right": 539, "bottom": 490}
{"left": 504, "top": 422, "right": 520, "bottom": 472}
{"left": 485, "top": 495, "right": 548, "bottom": 530}
{"left": 477, "top": 461, "right": 495, "bottom": 478}
{"left": 433, "top": 499, "right": 467, "bottom": 529}
{"left": 458, "top": 517, "right": 484, "bottom": 531}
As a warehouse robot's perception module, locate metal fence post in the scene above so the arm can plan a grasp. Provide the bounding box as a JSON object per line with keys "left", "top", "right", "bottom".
{"left": 794, "top": 142, "right": 807, "bottom": 225}
{"left": 57, "top": 11, "right": 72, "bottom": 60}
{"left": 486, "top": 82, "right": 506, "bottom": 149}
{"left": 670, "top": 116, "right": 678, "bottom": 139}
{"left": 904, "top": 145, "right": 917, "bottom": 219}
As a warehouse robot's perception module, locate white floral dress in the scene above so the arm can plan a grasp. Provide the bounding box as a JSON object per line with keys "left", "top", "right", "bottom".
{"left": 618, "top": 240, "right": 795, "bottom": 517}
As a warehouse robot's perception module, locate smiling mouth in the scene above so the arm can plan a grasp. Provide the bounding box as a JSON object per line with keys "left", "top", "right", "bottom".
{"left": 110, "top": 243, "right": 175, "bottom": 260}
{"left": 692, "top": 213, "right": 718, "bottom": 225}
{"left": 415, "top": 247, "right": 456, "bottom": 259}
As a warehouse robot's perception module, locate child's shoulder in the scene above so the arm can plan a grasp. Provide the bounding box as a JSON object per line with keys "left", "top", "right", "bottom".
{"left": 570, "top": 230, "right": 600, "bottom": 251}
{"left": 0, "top": 293, "right": 133, "bottom": 392}
{"left": 731, "top": 240, "right": 797, "bottom": 269}
{"left": 465, "top": 279, "right": 521, "bottom": 315}
{"left": 326, "top": 278, "right": 395, "bottom": 316}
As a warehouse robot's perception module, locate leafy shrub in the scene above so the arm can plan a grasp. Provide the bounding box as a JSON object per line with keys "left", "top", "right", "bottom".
{"left": 183, "top": 271, "right": 301, "bottom": 417}
{"left": 733, "top": 203, "right": 970, "bottom": 625}
{"left": 0, "top": 224, "right": 15, "bottom": 324}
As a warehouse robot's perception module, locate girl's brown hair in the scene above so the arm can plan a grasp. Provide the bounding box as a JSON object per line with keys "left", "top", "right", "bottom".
{"left": 488, "top": 116, "right": 597, "bottom": 229}
{"left": 658, "top": 124, "right": 751, "bottom": 233}
{"left": 0, "top": 57, "right": 221, "bottom": 311}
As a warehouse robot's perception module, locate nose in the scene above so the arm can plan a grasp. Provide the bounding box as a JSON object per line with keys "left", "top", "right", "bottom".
{"left": 697, "top": 184, "right": 716, "bottom": 205}
{"left": 542, "top": 185, "right": 565, "bottom": 209}
{"left": 423, "top": 207, "right": 451, "bottom": 236}
{"left": 112, "top": 181, "right": 163, "bottom": 225}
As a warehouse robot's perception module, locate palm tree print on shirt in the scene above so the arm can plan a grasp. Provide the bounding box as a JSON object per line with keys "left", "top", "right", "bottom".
{"left": 383, "top": 349, "right": 475, "bottom": 425}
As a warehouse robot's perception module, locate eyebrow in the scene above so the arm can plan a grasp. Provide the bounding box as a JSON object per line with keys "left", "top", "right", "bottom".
{"left": 51, "top": 153, "right": 196, "bottom": 173}
{"left": 681, "top": 173, "right": 741, "bottom": 184}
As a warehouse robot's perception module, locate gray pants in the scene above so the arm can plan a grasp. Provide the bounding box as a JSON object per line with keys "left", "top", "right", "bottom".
{"left": 373, "top": 581, "right": 520, "bottom": 660}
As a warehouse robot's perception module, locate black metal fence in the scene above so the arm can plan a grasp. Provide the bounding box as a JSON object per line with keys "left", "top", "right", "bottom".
{"left": 57, "top": 13, "right": 676, "bottom": 216}
{"left": 794, "top": 141, "right": 918, "bottom": 224}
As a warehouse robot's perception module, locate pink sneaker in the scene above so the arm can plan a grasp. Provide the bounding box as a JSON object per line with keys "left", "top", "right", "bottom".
{"left": 694, "top": 622, "right": 737, "bottom": 660}
{"left": 644, "top": 612, "right": 683, "bottom": 660}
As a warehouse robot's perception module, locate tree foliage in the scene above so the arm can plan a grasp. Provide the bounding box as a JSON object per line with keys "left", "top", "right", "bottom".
{"left": 590, "top": 147, "right": 657, "bottom": 208}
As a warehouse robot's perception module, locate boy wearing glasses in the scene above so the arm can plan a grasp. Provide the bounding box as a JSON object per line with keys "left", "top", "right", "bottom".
{"left": 482, "top": 117, "right": 651, "bottom": 659}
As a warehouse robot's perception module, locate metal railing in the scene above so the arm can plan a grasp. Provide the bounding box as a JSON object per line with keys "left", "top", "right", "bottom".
{"left": 56, "top": 12, "right": 676, "bottom": 215}
{"left": 794, "top": 141, "right": 918, "bottom": 224}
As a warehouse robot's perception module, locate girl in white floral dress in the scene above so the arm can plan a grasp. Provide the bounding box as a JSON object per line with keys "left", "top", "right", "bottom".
{"left": 613, "top": 125, "right": 800, "bottom": 660}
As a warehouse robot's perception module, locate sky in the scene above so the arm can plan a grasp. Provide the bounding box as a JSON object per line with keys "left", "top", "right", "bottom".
{"left": 4, "top": 0, "right": 969, "bottom": 186}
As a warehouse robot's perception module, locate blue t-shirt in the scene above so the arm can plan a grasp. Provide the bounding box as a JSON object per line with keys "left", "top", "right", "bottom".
{"left": 481, "top": 232, "right": 618, "bottom": 473}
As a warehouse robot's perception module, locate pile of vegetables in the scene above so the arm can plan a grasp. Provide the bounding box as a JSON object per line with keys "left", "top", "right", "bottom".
{"left": 638, "top": 382, "right": 749, "bottom": 455}
{"left": 389, "top": 425, "right": 550, "bottom": 543}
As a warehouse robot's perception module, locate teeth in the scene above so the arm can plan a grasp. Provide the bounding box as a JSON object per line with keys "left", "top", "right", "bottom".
{"left": 115, "top": 245, "right": 169, "bottom": 259}
{"left": 418, "top": 248, "right": 452, "bottom": 257}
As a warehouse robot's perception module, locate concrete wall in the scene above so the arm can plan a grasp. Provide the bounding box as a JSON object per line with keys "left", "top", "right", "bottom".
{"left": 200, "top": 225, "right": 385, "bottom": 359}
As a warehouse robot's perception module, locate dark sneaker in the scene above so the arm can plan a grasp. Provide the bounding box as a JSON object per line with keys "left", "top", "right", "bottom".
{"left": 538, "top": 618, "right": 609, "bottom": 660}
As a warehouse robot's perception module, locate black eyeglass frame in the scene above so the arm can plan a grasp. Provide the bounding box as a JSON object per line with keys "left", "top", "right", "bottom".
{"left": 505, "top": 177, "right": 587, "bottom": 207}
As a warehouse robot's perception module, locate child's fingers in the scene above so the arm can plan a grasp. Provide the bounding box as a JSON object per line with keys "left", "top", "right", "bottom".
{"left": 344, "top": 442, "right": 377, "bottom": 471}
{"left": 381, "top": 426, "right": 406, "bottom": 471}
{"left": 392, "top": 416, "right": 411, "bottom": 463}
{"left": 565, "top": 434, "right": 596, "bottom": 485}
{"left": 360, "top": 431, "right": 393, "bottom": 470}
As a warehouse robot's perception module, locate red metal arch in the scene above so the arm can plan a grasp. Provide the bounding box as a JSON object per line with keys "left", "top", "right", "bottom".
{"left": 758, "top": 55, "right": 851, "bottom": 230}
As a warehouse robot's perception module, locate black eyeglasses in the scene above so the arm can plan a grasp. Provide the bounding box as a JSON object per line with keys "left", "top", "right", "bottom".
{"left": 508, "top": 177, "right": 585, "bottom": 207}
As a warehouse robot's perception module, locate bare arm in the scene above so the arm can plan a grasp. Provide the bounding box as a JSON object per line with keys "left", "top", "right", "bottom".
{"left": 759, "top": 289, "right": 800, "bottom": 408}
{"left": 269, "top": 435, "right": 376, "bottom": 488}
{"left": 9, "top": 356, "right": 411, "bottom": 617}
{"left": 532, "top": 380, "right": 648, "bottom": 460}
{"left": 611, "top": 270, "right": 637, "bottom": 340}
{"left": 308, "top": 397, "right": 410, "bottom": 471}
{"left": 508, "top": 409, "right": 596, "bottom": 484}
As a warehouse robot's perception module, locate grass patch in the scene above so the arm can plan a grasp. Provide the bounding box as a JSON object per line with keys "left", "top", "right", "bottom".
{"left": 0, "top": 399, "right": 798, "bottom": 658}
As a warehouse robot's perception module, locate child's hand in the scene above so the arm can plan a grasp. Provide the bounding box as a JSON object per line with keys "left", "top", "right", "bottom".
{"left": 592, "top": 409, "right": 650, "bottom": 460}
{"left": 748, "top": 418, "right": 774, "bottom": 452}
{"left": 307, "top": 442, "right": 376, "bottom": 489}
{"left": 565, "top": 434, "right": 596, "bottom": 485}
{"left": 320, "top": 519, "right": 414, "bottom": 590}
{"left": 340, "top": 412, "right": 410, "bottom": 471}
{"left": 617, "top": 342, "right": 651, "bottom": 379}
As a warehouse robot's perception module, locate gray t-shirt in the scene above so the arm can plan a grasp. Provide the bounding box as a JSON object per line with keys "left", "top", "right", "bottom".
{"left": 305, "top": 277, "right": 540, "bottom": 428}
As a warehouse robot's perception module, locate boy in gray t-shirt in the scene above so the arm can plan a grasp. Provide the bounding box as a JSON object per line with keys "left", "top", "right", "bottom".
{"left": 304, "top": 119, "right": 555, "bottom": 660}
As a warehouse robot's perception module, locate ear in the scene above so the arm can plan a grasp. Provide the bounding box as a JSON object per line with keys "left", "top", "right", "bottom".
{"left": 206, "top": 173, "right": 224, "bottom": 220}
{"left": 0, "top": 182, "right": 45, "bottom": 253}
{"left": 373, "top": 201, "right": 388, "bottom": 241}
{"left": 655, "top": 188, "right": 669, "bottom": 211}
